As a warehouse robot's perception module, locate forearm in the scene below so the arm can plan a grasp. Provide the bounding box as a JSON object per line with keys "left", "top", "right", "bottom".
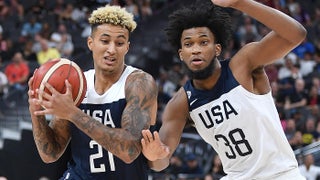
{"left": 31, "top": 115, "right": 66, "bottom": 163}
{"left": 69, "top": 108, "right": 142, "bottom": 164}
{"left": 233, "top": 0, "right": 306, "bottom": 43}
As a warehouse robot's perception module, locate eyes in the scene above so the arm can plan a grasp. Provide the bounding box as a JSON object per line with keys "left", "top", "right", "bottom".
{"left": 100, "top": 39, "right": 126, "bottom": 47}
{"left": 183, "top": 40, "right": 210, "bottom": 48}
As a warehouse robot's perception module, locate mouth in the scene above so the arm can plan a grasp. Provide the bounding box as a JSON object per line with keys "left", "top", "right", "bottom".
{"left": 191, "top": 58, "right": 204, "bottom": 65}
{"left": 192, "top": 58, "right": 202, "bottom": 62}
{"left": 104, "top": 56, "right": 116, "bottom": 65}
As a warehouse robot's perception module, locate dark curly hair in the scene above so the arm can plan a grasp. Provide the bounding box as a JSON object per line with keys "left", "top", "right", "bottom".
{"left": 165, "top": 0, "right": 233, "bottom": 52}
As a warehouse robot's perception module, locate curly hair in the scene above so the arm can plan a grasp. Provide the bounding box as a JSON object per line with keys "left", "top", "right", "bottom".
{"left": 88, "top": 5, "right": 137, "bottom": 33}
{"left": 165, "top": 1, "right": 233, "bottom": 52}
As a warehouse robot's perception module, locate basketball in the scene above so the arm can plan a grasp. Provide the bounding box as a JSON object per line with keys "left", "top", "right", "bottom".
{"left": 32, "top": 58, "right": 87, "bottom": 107}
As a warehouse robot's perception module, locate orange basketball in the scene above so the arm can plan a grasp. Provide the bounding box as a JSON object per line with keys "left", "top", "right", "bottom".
{"left": 32, "top": 58, "right": 87, "bottom": 107}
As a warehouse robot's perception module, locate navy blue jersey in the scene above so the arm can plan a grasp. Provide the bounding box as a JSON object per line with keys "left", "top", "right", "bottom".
{"left": 61, "top": 66, "right": 148, "bottom": 180}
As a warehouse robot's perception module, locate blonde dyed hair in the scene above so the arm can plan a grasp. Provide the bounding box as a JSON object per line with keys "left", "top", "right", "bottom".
{"left": 88, "top": 5, "right": 137, "bottom": 32}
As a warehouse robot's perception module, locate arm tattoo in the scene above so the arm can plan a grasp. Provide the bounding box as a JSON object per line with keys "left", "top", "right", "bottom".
{"left": 71, "top": 71, "right": 157, "bottom": 161}
{"left": 122, "top": 71, "right": 157, "bottom": 157}
{"left": 33, "top": 115, "right": 68, "bottom": 160}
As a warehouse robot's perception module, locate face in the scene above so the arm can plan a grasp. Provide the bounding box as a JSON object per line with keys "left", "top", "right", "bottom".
{"left": 12, "top": 52, "right": 25, "bottom": 63}
{"left": 178, "top": 27, "right": 221, "bottom": 79}
{"left": 305, "top": 154, "right": 314, "bottom": 166}
{"left": 87, "top": 24, "right": 130, "bottom": 74}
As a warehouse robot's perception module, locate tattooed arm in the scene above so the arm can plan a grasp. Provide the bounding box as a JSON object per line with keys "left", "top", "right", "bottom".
{"left": 72, "top": 71, "right": 157, "bottom": 163}
{"left": 34, "top": 71, "right": 158, "bottom": 163}
{"left": 72, "top": 70, "right": 157, "bottom": 163}
{"left": 28, "top": 77, "right": 71, "bottom": 163}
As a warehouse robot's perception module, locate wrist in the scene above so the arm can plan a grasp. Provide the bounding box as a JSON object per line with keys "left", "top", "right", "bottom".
{"left": 66, "top": 106, "right": 82, "bottom": 123}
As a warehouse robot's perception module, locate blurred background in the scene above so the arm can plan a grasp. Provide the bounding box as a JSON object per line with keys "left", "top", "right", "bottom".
{"left": 0, "top": 0, "right": 320, "bottom": 179}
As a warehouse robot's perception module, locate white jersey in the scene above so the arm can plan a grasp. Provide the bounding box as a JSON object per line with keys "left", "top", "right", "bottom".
{"left": 82, "top": 65, "right": 136, "bottom": 105}
{"left": 183, "top": 59, "right": 305, "bottom": 180}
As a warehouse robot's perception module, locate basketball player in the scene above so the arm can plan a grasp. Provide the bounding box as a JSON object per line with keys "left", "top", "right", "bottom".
{"left": 141, "top": 0, "right": 307, "bottom": 179}
{"left": 28, "top": 5, "right": 157, "bottom": 180}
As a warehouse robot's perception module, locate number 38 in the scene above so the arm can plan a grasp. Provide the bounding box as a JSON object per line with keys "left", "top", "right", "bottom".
{"left": 215, "top": 128, "right": 253, "bottom": 159}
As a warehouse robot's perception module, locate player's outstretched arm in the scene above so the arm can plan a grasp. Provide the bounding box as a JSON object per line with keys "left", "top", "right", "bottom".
{"left": 28, "top": 76, "right": 71, "bottom": 163}
{"left": 212, "top": 0, "right": 306, "bottom": 66}
{"left": 143, "top": 88, "right": 189, "bottom": 171}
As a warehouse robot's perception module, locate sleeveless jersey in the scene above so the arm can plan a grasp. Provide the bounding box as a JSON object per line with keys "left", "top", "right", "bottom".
{"left": 61, "top": 65, "right": 148, "bottom": 180}
{"left": 183, "top": 60, "right": 304, "bottom": 180}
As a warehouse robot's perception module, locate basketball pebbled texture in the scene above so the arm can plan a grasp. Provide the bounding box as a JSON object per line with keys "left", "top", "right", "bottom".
{"left": 32, "top": 58, "right": 87, "bottom": 107}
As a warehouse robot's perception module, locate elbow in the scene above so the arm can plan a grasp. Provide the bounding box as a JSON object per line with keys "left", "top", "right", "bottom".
{"left": 121, "top": 153, "right": 140, "bottom": 164}
{"left": 37, "top": 148, "right": 62, "bottom": 164}
{"left": 122, "top": 156, "right": 135, "bottom": 164}
{"left": 40, "top": 155, "right": 58, "bottom": 164}
{"left": 120, "top": 145, "right": 142, "bottom": 164}
{"left": 294, "top": 24, "right": 307, "bottom": 44}
{"left": 101, "top": 138, "right": 142, "bottom": 164}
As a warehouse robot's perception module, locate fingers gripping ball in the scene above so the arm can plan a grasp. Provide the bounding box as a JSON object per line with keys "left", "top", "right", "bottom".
{"left": 32, "top": 58, "right": 87, "bottom": 106}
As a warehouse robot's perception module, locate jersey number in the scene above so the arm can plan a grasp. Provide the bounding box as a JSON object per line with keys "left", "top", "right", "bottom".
{"left": 89, "top": 140, "right": 116, "bottom": 173}
{"left": 215, "top": 128, "right": 253, "bottom": 159}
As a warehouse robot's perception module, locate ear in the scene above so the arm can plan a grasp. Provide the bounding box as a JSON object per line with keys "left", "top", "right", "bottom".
{"left": 178, "top": 49, "right": 183, "bottom": 61}
{"left": 87, "top": 36, "right": 93, "bottom": 51}
{"left": 126, "top": 41, "right": 130, "bottom": 54}
{"left": 215, "top": 44, "right": 222, "bottom": 57}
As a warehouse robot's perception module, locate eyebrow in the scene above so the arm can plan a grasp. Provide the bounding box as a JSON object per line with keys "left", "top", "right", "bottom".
{"left": 183, "top": 34, "right": 209, "bottom": 41}
{"left": 101, "top": 33, "right": 127, "bottom": 40}
{"left": 199, "top": 34, "right": 209, "bottom": 38}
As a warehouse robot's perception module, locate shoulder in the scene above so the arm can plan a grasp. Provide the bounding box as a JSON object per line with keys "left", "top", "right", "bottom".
{"left": 49, "top": 48, "right": 60, "bottom": 53}
{"left": 163, "top": 87, "right": 189, "bottom": 122}
{"left": 83, "top": 69, "right": 94, "bottom": 77}
{"left": 172, "top": 87, "right": 188, "bottom": 102}
{"left": 167, "top": 87, "right": 188, "bottom": 111}
{"left": 126, "top": 69, "right": 157, "bottom": 93}
{"left": 4, "top": 63, "right": 12, "bottom": 69}
{"left": 21, "top": 62, "right": 29, "bottom": 68}
{"left": 127, "top": 69, "right": 156, "bottom": 85}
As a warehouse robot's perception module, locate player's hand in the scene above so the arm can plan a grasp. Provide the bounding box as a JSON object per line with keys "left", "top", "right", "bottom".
{"left": 211, "top": 0, "right": 240, "bottom": 8}
{"left": 34, "top": 80, "right": 76, "bottom": 120}
{"left": 141, "top": 129, "right": 170, "bottom": 161}
{"left": 28, "top": 75, "right": 42, "bottom": 113}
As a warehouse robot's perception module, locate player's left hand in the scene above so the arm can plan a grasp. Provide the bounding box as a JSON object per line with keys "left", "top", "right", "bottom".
{"left": 33, "top": 80, "right": 76, "bottom": 120}
{"left": 141, "top": 129, "right": 170, "bottom": 161}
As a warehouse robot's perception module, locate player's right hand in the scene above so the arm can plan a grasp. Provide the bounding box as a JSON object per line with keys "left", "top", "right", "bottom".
{"left": 141, "top": 129, "right": 170, "bottom": 161}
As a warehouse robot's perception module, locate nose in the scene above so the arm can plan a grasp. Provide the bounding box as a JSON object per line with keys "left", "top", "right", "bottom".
{"left": 107, "top": 42, "right": 116, "bottom": 54}
{"left": 191, "top": 44, "right": 201, "bottom": 54}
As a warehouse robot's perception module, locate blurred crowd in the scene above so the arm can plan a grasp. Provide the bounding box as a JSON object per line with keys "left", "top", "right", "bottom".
{"left": 0, "top": 0, "right": 320, "bottom": 179}
{"left": 0, "top": 0, "right": 171, "bottom": 114}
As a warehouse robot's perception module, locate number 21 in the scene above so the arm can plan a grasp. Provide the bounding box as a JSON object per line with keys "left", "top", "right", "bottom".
{"left": 89, "top": 140, "right": 116, "bottom": 173}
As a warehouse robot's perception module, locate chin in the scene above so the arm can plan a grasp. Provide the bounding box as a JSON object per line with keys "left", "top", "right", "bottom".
{"left": 184, "top": 60, "right": 216, "bottom": 80}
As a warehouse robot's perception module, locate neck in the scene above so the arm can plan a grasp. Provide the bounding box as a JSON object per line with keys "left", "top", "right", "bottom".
{"left": 192, "top": 60, "right": 221, "bottom": 90}
{"left": 94, "top": 65, "right": 127, "bottom": 94}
